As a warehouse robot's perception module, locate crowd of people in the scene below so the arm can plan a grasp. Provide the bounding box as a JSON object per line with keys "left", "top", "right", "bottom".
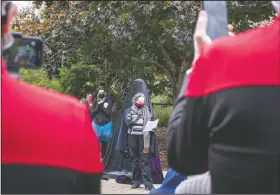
{"left": 2, "top": 0, "right": 280, "bottom": 194}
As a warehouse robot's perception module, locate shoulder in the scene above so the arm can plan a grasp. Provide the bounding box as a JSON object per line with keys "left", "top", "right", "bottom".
{"left": 144, "top": 105, "right": 151, "bottom": 113}
{"left": 7, "top": 79, "right": 90, "bottom": 136}
{"left": 201, "top": 22, "right": 276, "bottom": 61}
{"left": 3, "top": 78, "right": 103, "bottom": 172}
{"left": 106, "top": 98, "right": 113, "bottom": 104}
{"left": 186, "top": 21, "right": 279, "bottom": 97}
{"left": 125, "top": 107, "right": 131, "bottom": 114}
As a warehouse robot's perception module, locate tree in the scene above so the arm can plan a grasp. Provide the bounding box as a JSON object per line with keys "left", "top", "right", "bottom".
{"left": 13, "top": 1, "right": 276, "bottom": 101}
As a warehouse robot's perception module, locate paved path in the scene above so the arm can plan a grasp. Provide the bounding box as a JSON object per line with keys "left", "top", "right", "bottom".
{"left": 101, "top": 171, "right": 166, "bottom": 194}
{"left": 101, "top": 180, "right": 150, "bottom": 194}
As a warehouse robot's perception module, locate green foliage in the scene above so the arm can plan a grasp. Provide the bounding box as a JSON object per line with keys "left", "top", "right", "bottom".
{"left": 228, "top": 1, "right": 276, "bottom": 32}
{"left": 19, "top": 68, "right": 63, "bottom": 92}
{"left": 58, "top": 63, "right": 101, "bottom": 98}
{"left": 14, "top": 1, "right": 276, "bottom": 104}
{"left": 152, "top": 96, "right": 173, "bottom": 126}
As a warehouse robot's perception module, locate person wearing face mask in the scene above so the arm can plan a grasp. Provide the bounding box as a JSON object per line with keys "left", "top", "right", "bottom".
{"left": 1, "top": 1, "right": 103, "bottom": 194}
{"left": 91, "top": 87, "right": 113, "bottom": 159}
{"left": 124, "top": 93, "right": 155, "bottom": 191}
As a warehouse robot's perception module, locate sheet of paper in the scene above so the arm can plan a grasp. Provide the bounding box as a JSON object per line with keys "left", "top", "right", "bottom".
{"left": 143, "top": 119, "right": 159, "bottom": 132}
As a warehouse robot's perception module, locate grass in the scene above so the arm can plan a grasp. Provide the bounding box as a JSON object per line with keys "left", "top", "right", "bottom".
{"left": 152, "top": 95, "right": 173, "bottom": 127}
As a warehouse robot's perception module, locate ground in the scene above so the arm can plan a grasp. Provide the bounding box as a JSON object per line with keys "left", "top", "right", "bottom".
{"left": 102, "top": 126, "right": 168, "bottom": 194}
{"left": 156, "top": 126, "right": 168, "bottom": 170}
{"left": 101, "top": 180, "right": 150, "bottom": 194}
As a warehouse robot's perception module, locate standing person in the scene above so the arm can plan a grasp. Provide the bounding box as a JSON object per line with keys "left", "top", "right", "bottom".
{"left": 91, "top": 88, "right": 113, "bottom": 159}
{"left": 86, "top": 92, "right": 93, "bottom": 111}
{"left": 124, "top": 93, "right": 155, "bottom": 191}
{"left": 1, "top": 1, "right": 103, "bottom": 194}
{"left": 167, "top": 3, "right": 280, "bottom": 193}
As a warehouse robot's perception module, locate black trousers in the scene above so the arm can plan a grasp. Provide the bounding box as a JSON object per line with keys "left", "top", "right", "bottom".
{"left": 100, "top": 141, "right": 107, "bottom": 158}
{"left": 130, "top": 134, "right": 153, "bottom": 187}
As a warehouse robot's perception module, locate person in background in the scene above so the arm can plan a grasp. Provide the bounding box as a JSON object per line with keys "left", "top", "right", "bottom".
{"left": 124, "top": 93, "right": 155, "bottom": 191}
{"left": 1, "top": 1, "right": 103, "bottom": 194}
{"left": 91, "top": 87, "right": 113, "bottom": 159}
{"left": 168, "top": 2, "right": 280, "bottom": 193}
{"left": 86, "top": 92, "right": 93, "bottom": 111}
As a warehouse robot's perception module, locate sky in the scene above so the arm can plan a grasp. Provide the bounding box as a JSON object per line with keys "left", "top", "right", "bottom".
{"left": 13, "top": 1, "right": 31, "bottom": 10}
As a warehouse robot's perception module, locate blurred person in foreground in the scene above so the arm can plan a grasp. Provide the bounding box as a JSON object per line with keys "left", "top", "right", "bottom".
{"left": 167, "top": 1, "right": 280, "bottom": 193}
{"left": 1, "top": 1, "right": 103, "bottom": 193}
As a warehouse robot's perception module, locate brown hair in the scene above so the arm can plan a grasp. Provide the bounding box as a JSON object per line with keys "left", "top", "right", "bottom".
{"left": 94, "top": 87, "right": 105, "bottom": 97}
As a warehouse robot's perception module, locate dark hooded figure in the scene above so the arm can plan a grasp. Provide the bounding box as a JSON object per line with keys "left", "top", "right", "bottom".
{"left": 115, "top": 79, "right": 163, "bottom": 186}
{"left": 124, "top": 92, "right": 154, "bottom": 190}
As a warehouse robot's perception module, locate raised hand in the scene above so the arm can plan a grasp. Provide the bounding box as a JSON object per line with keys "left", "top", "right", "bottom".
{"left": 192, "top": 10, "right": 235, "bottom": 64}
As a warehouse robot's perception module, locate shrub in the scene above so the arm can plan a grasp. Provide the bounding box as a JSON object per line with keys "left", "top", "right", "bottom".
{"left": 152, "top": 95, "right": 173, "bottom": 127}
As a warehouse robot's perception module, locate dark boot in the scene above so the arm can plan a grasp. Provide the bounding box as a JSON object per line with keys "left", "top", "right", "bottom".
{"left": 131, "top": 181, "right": 141, "bottom": 189}
{"left": 145, "top": 184, "right": 155, "bottom": 191}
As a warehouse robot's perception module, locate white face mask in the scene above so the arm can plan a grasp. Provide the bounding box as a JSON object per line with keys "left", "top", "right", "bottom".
{"left": 272, "top": 1, "right": 280, "bottom": 13}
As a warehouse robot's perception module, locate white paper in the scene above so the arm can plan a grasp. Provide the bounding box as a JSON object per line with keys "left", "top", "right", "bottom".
{"left": 103, "top": 102, "right": 108, "bottom": 108}
{"left": 143, "top": 119, "right": 159, "bottom": 132}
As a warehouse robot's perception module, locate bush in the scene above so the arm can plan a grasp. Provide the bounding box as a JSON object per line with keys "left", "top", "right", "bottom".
{"left": 152, "top": 95, "right": 173, "bottom": 127}
{"left": 19, "top": 68, "right": 63, "bottom": 92}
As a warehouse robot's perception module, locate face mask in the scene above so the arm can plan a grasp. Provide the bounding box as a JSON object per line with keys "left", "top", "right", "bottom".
{"left": 98, "top": 94, "right": 105, "bottom": 99}
{"left": 135, "top": 97, "right": 145, "bottom": 107}
{"left": 135, "top": 102, "right": 144, "bottom": 108}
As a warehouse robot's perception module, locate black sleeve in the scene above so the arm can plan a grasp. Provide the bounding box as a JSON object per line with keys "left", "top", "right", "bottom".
{"left": 167, "top": 73, "right": 209, "bottom": 176}
{"left": 99, "top": 99, "right": 113, "bottom": 120}
{"left": 91, "top": 100, "right": 99, "bottom": 119}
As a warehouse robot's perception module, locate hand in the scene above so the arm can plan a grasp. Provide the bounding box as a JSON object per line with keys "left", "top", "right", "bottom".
{"left": 143, "top": 148, "right": 149, "bottom": 154}
{"left": 98, "top": 99, "right": 104, "bottom": 105}
{"left": 192, "top": 10, "right": 235, "bottom": 64}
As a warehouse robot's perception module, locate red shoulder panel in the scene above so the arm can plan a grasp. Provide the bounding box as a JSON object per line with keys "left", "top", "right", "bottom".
{"left": 185, "top": 17, "right": 280, "bottom": 97}
{"left": 2, "top": 68, "right": 103, "bottom": 173}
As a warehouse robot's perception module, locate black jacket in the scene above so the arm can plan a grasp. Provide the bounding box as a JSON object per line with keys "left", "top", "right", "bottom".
{"left": 167, "top": 16, "right": 280, "bottom": 193}
{"left": 91, "top": 97, "right": 113, "bottom": 126}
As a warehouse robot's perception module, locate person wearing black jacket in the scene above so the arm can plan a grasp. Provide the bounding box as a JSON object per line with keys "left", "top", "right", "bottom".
{"left": 167, "top": 9, "right": 280, "bottom": 193}
{"left": 91, "top": 88, "right": 113, "bottom": 159}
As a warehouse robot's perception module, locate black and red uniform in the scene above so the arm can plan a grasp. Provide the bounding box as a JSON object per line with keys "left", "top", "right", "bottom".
{"left": 168, "top": 16, "right": 280, "bottom": 193}
{"left": 1, "top": 59, "right": 104, "bottom": 194}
